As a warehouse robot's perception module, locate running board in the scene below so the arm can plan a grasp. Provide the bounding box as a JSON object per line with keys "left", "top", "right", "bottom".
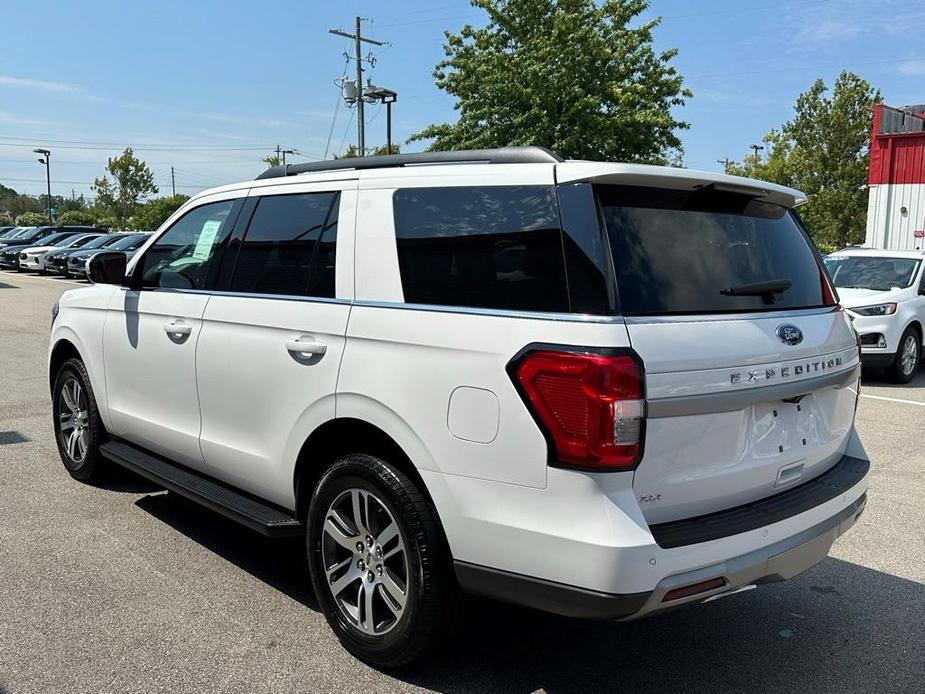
{"left": 99, "top": 441, "right": 303, "bottom": 537}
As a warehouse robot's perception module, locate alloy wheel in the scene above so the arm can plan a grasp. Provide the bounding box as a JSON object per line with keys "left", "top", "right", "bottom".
{"left": 901, "top": 334, "right": 918, "bottom": 376}
{"left": 321, "top": 488, "right": 409, "bottom": 636}
{"left": 58, "top": 377, "right": 89, "bottom": 464}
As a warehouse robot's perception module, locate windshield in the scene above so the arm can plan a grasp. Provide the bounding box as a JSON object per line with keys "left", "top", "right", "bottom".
{"left": 0, "top": 228, "right": 21, "bottom": 239}
{"left": 598, "top": 185, "right": 830, "bottom": 315}
{"left": 66, "top": 234, "right": 100, "bottom": 248}
{"left": 823, "top": 255, "right": 921, "bottom": 291}
{"left": 107, "top": 234, "right": 146, "bottom": 250}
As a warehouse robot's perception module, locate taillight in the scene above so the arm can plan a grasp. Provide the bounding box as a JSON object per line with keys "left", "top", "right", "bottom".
{"left": 510, "top": 349, "right": 645, "bottom": 471}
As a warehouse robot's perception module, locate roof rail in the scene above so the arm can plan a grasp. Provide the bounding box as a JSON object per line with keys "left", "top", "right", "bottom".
{"left": 254, "top": 146, "right": 563, "bottom": 180}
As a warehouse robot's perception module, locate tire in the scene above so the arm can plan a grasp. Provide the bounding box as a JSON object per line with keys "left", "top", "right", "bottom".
{"left": 306, "top": 454, "right": 457, "bottom": 667}
{"left": 52, "top": 357, "right": 107, "bottom": 481}
{"left": 890, "top": 327, "right": 921, "bottom": 383}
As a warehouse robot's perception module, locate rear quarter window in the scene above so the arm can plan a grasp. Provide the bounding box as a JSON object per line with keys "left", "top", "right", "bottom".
{"left": 392, "top": 185, "right": 569, "bottom": 313}
{"left": 598, "top": 185, "right": 829, "bottom": 315}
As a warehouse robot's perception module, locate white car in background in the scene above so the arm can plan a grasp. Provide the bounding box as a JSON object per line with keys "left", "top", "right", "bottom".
{"left": 824, "top": 248, "right": 925, "bottom": 382}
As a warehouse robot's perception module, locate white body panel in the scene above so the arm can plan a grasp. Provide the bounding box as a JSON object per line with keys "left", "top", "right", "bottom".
{"left": 102, "top": 288, "right": 210, "bottom": 470}
{"left": 865, "top": 183, "right": 925, "bottom": 250}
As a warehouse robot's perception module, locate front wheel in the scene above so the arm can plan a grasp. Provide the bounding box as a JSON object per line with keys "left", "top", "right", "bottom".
{"left": 52, "top": 357, "right": 107, "bottom": 481}
{"left": 306, "top": 454, "right": 457, "bottom": 667}
{"left": 890, "top": 327, "right": 921, "bottom": 383}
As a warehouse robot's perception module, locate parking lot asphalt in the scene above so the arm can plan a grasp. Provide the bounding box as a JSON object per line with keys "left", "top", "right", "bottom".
{"left": 0, "top": 271, "right": 922, "bottom": 694}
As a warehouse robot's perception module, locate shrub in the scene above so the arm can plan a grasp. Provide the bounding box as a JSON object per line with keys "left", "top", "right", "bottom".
{"left": 15, "top": 211, "right": 48, "bottom": 226}
{"left": 57, "top": 210, "right": 97, "bottom": 226}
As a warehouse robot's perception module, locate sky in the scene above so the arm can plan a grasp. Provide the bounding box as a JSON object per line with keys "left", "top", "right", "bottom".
{"left": 1, "top": 0, "right": 924, "bottom": 201}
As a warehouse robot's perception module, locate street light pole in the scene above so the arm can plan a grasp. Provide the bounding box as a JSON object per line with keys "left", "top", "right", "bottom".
{"left": 34, "top": 148, "right": 52, "bottom": 223}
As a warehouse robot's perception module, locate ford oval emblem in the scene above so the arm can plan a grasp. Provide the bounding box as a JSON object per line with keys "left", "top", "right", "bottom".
{"left": 776, "top": 324, "right": 803, "bottom": 346}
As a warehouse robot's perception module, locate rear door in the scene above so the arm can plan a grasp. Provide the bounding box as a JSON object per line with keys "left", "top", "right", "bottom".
{"left": 195, "top": 180, "right": 355, "bottom": 508}
{"left": 595, "top": 184, "right": 860, "bottom": 524}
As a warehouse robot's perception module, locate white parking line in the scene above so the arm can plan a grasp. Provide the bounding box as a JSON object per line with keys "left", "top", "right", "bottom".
{"left": 861, "top": 393, "right": 925, "bottom": 407}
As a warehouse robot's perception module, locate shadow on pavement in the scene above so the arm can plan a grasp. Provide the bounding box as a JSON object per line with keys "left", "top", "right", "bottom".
{"left": 127, "top": 490, "right": 925, "bottom": 693}
{"left": 89, "top": 463, "right": 163, "bottom": 494}
{"left": 134, "top": 492, "right": 319, "bottom": 612}
{"left": 861, "top": 366, "right": 925, "bottom": 389}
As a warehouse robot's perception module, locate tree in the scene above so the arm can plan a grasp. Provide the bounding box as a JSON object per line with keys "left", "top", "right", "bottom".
{"left": 728, "top": 72, "right": 879, "bottom": 249}
{"left": 94, "top": 216, "right": 120, "bottom": 230}
{"left": 130, "top": 195, "right": 190, "bottom": 231}
{"left": 0, "top": 214, "right": 13, "bottom": 226}
{"left": 15, "top": 211, "right": 47, "bottom": 226}
{"left": 92, "top": 148, "right": 158, "bottom": 228}
{"left": 57, "top": 210, "right": 97, "bottom": 226}
{"left": 336, "top": 144, "right": 401, "bottom": 158}
{"left": 263, "top": 154, "right": 281, "bottom": 167}
{"left": 57, "top": 194, "right": 89, "bottom": 213}
{"left": 409, "top": 0, "right": 690, "bottom": 163}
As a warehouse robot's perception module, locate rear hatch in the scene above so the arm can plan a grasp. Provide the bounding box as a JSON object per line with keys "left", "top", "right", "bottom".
{"left": 596, "top": 184, "right": 860, "bottom": 525}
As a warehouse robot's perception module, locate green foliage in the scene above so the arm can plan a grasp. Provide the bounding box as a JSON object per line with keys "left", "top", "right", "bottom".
{"left": 57, "top": 194, "right": 89, "bottom": 213}
{"left": 410, "top": 0, "right": 690, "bottom": 163}
{"left": 336, "top": 144, "right": 401, "bottom": 158}
{"left": 56, "top": 210, "right": 97, "bottom": 226}
{"left": 728, "top": 72, "right": 879, "bottom": 248}
{"left": 0, "top": 214, "right": 14, "bottom": 226}
{"left": 263, "top": 154, "right": 282, "bottom": 167}
{"left": 94, "top": 216, "right": 120, "bottom": 230}
{"left": 92, "top": 148, "right": 159, "bottom": 228}
{"left": 129, "top": 195, "right": 190, "bottom": 231}
{"left": 15, "top": 211, "right": 48, "bottom": 226}
{"left": 0, "top": 183, "right": 43, "bottom": 217}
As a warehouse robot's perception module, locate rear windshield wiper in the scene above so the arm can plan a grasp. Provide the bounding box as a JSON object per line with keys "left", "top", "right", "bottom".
{"left": 720, "top": 278, "right": 793, "bottom": 304}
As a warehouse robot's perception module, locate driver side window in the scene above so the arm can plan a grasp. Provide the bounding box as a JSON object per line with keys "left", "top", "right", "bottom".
{"left": 138, "top": 200, "right": 235, "bottom": 289}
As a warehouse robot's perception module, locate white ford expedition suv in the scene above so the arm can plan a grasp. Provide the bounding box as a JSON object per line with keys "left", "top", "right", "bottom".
{"left": 49, "top": 147, "right": 869, "bottom": 666}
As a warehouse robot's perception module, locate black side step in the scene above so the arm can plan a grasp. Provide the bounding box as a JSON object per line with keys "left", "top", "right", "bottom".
{"left": 100, "top": 441, "right": 303, "bottom": 537}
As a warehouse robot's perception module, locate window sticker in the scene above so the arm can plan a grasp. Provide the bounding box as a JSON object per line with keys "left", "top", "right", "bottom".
{"left": 192, "top": 219, "right": 222, "bottom": 260}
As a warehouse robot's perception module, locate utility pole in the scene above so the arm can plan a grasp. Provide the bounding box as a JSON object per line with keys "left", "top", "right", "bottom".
{"left": 170, "top": 166, "right": 176, "bottom": 197}
{"left": 329, "top": 17, "right": 384, "bottom": 157}
{"left": 34, "top": 148, "right": 52, "bottom": 223}
{"left": 716, "top": 158, "right": 733, "bottom": 172}
{"left": 281, "top": 148, "right": 294, "bottom": 166}
{"left": 275, "top": 144, "right": 281, "bottom": 164}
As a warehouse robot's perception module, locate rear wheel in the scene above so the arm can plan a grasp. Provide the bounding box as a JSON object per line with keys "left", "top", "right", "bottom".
{"left": 52, "top": 358, "right": 107, "bottom": 481}
{"left": 890, "top": 327, "right": 920, "bottom": 383}
{"left": 306, "top": 454, "right": 456, "bottom": 667}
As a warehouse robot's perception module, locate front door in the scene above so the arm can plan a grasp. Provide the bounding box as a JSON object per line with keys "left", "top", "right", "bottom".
{"left": 103, "top": 196, "right": 242, "bottom": 470}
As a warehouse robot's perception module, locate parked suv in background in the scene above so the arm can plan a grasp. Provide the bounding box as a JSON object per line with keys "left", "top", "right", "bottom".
{"left": 49, "top": 148, "right": 869, "bottom": 666}
{"left": 0, "top": 228, "right": 93, "bottom": 269}
{"left": 824, "top": 248, "right": 924, "bottom": 382}
{"left": 67, "top": 232, "right": 149, "bottom": 279}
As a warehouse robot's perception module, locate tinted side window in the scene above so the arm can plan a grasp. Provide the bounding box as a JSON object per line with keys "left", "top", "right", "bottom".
{"left": 393, "top": 186, "right": 569, "bottom": 312}
{"left": 139, "top": 200, "right": 235, "bottom": 290}
{"left": 229, "top": 192, "right": 339, "bottom": 298}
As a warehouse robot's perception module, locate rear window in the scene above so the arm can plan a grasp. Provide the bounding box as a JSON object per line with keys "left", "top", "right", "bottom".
{"left": 393, "top": 186, "right": 569, "bottom": 313}
{"left": 598, "top": 185, "right": 829, "bottom": 315}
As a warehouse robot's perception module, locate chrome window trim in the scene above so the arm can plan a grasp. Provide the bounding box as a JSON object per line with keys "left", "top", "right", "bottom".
{"left": 134, "top": 286, "right": 352, "bottom": 306}
{"left": 351, "top": 300, "right": 624, "bottom": 323}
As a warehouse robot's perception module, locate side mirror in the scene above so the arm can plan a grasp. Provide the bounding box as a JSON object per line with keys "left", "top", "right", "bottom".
{"left": 87, "top": 251, "right": 127, "bottom": 285}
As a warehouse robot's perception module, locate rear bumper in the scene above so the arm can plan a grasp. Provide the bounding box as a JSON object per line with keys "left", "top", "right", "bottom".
{"left": 455, "top": 490, "right": 866, "bottom": 620}
{"left": 445, "top": 453, "right": 869, "bottom": 619}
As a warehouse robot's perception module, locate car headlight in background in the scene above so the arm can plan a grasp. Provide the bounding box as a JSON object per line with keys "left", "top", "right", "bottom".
{"left": 851, "top": 303, "right": 897, "bottom": 316}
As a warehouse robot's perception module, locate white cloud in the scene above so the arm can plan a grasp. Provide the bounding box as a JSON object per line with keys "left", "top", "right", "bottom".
{"left": 898, "top": 59, "right": 925, "bottom": 76}
{"left": 0, "top": 75, "right": 81, "bottom": 94}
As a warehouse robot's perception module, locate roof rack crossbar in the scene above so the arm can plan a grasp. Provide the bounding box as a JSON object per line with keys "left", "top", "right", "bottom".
{"left": 254, "top": 146, "right": 563, "bottom": 180}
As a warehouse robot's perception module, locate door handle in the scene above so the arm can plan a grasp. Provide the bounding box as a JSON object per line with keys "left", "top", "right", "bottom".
{"left": 285, "top": 337, "right": 327, "bottom": 357}
{"left": 164, "top": 320, "right": 192, "bottom": 337}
